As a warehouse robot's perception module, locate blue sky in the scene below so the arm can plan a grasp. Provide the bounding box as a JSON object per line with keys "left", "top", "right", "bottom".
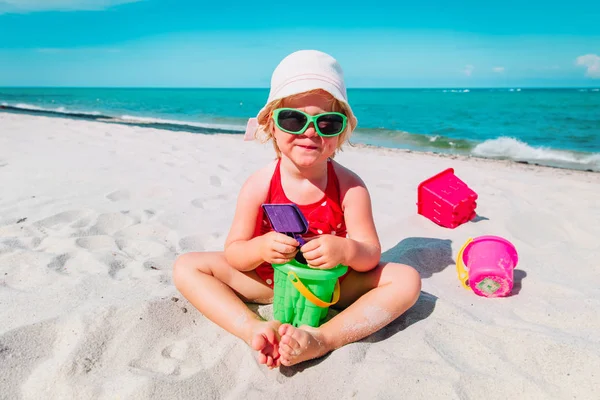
{"left": 0, "top": 0, "right": 599, "bottom": 87}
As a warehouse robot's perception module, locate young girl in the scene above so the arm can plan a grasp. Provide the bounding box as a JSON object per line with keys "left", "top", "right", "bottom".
{"left": 173, "top": 50, "right": 421, "bottom": 368}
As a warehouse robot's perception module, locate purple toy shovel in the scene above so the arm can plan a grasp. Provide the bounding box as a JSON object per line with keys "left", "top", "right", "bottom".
{"left": 262, "top": 203, "right": 308, "bottom": 263}
{"left": 262, "top": 204, "right": 308, "bottom": 245}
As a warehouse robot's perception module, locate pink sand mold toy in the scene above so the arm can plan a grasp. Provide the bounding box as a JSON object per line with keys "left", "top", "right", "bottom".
{"left": 456, "top": 235, "right": 519, "bottom": 298}
{"left": 417, "top": 168, "right": 478, "bottom": 229}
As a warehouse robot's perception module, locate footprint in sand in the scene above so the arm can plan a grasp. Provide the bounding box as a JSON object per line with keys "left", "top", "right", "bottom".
{"left": 106, "top": 190, "right": 130, "bottom": 202}
{"left": 62, "top": 310, "right": 116, "bottom": 376}
{"left": 88, "top": 212, "right": 136, "bottom": 236}
{"left": 210, "top": 175, "right": 221, "bottom": 187}
{"left": 126, "top": 299, "right": 225, "bottom": 378}
{"left": 144, "top": 209, "right": 156, "bottom": 219}
{"left": 70, "top": 217, "right": 93, "bottom": 229}
{"left": 178, "top": 235, "right": 207, "bottom": 252}
{"left": 3, "top": 251, "right": 60, "bottom": 289}
{"left": 143, "top": 257, "right": 174, "bottom": 272}
{"left": 34, "top": 210, "right": 92, "bottom": 231}
{"left": 47, "top": 253, "right": 70, "bottom": 273}
{"left": 191, "top": 199, "right": 204, "bottom": 209}
{"left": 108, "top": 259, "right": 126, "bottom": 278}
{"left": 75, "top": 236, "right": 117, "bottom": 251}
{"left": 0, "top": 237, "right": 42, "bottom": 255}
{"left": 0, "top": 320, "right": 57, "bottom": 399}
{"left": 115, "top": 238, "right": 171, "bottom": 259}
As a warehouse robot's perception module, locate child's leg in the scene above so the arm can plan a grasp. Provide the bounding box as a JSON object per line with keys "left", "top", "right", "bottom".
{"left": 173, "top": 252, "right": 281, "bottom": 367}
{"left": 278, "top": 262, "right": 421, "bottom": 366}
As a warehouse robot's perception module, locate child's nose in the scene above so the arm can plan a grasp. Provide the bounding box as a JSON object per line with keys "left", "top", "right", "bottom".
{"left": 303, "top": 122, "right": 318, "bottom": 137}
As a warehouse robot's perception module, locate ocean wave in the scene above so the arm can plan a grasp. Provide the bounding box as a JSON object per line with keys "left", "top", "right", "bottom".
{"left": 472, "top": 137, "right": 600, "bottom": 171}
{"left": 1, "top": 102, "right": 111, "bottom": 119}
{"left": 14, "top": 103, "right": 45, "bottom": 111}
{"left": 0, "top": 102, "right": 245, "bottom": 135}
{"left": 117, "top": 115, "right": 244, "bottom": 132}
{"left": 354, "top": 127, "right": 473, "bottom": 151}
{"left": 441, "top": 89, "right": 472, "bottom": 93}
{"left": 3, "top": 99, "right": 598, "bottom": 172}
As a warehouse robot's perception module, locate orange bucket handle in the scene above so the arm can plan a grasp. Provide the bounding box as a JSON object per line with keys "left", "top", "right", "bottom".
{"left": 288, "top": 271, "right": 340, "bottom": 307}
{"left": 456, "top": 238, "right": 473, "bottom": 290}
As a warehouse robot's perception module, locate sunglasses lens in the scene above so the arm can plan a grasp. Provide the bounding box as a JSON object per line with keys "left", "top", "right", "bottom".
{"left": 317, "top": 114, "right": 345, "bottom": 136}
{"left": 277, "top": 110, "right": 307, "bottom": 133}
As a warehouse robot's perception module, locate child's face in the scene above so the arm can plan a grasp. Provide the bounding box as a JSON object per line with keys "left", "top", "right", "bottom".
{"left": 272, "top": 90, "right": 340, "bottom": 167}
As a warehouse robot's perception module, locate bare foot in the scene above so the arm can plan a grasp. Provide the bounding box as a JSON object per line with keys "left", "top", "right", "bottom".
{"left": 250, "top": 320, "right": 282, "bottom": 368}
{"left": 278, "top": 324, "right": 332, "bottom": 366}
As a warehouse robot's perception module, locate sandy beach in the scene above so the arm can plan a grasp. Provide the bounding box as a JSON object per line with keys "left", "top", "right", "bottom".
{"left": 1, "top": 112, "right": 599, "bottom": 399}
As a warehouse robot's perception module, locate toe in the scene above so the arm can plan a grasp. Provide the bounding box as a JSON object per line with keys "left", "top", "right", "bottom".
{"left": 263, "top": 326, "right": 277, "bottom": 345}
{"left": 280, "top": 334, "right": 300, "bottom": 353}
{"left": 257, "top": 352, "right": 267, "bottom": 365}
{"left": 279, "top": 343, "right": 293, "bottom": 357}
{"left": 278, "top": 323, "right": 294, "bottom": 337}
{"left": 280, "top": 334, "right": 291, "bottom": 346}
{"left": 251, "top": 333, "right": 267, "bottom": 351}
{"left": 280, "top": 357, "right": 292, "bottom": 366}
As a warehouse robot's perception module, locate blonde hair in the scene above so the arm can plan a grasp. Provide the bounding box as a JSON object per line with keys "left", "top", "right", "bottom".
{"left": 254, "top": 89, "right": 355, "bottom": 158}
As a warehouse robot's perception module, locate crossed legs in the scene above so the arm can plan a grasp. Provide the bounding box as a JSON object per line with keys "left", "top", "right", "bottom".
{"left": 173, "top": 252, "right": 421, "bottom": 367}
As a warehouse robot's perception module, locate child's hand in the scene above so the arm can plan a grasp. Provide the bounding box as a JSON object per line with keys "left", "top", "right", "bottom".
{"left": 260, "top": 232, "right": 299, "bottom": 265}
{"left": 300, "top": 235, "right": 347, "bottom": 269}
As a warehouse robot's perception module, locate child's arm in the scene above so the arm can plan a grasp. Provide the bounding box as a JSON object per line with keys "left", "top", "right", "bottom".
{"left": 224, "top": 163, "right": 299, "bottom": 271}
{"left": 338, "top": 174, "right": 382, "bottom": 272}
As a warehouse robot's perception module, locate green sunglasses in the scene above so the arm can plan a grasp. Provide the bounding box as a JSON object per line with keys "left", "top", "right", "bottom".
{"left": 272, "top": 108, "right": 347, "bottom": 137}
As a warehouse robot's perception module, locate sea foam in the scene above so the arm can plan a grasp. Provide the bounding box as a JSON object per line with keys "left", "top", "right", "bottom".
{"left": 473, "top": 137, "right": 600, "bottom": 171}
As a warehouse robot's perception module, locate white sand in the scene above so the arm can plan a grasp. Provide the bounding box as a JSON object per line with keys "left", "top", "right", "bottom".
{"left": 1, "top": 112, "right": 599, "bottom": 399}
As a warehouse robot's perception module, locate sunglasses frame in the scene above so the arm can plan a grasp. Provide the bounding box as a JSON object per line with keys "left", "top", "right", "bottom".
{"left": 272, "top": 108, "right": 347, "bottom": 137}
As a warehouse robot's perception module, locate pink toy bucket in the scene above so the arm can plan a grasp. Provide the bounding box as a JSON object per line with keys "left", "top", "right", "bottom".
{"left": 456, "top": 236, "right": 519, "bottom": 298}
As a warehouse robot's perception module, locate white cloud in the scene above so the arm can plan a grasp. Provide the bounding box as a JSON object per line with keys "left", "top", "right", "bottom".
{"left": 0, "top": 0, "right": 141, "bottom": 13}
{"left": 463, "top": 64, "right": 474, "bottom": 77}
{"left": 576, "top": 54, "right": 600, "bottom": 78}
{"left": 492, "top": 66, "right": 505, "bottom": 73}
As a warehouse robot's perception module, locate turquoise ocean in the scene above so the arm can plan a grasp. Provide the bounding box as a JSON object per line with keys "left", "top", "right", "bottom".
{"left": 1, "top": 87, "right": 599, "bottom": 172}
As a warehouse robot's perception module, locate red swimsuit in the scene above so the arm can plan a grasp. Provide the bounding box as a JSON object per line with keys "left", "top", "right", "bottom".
{"left": 252, "top": 159, "right": 349, "bottom": 288}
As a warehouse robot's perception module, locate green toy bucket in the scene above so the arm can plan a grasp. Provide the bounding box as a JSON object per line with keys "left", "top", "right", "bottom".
{"left": 272, "top": 259, "right": 348, "bottom": 327}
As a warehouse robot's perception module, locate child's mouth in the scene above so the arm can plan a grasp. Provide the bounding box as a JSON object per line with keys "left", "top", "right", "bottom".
{"left": 298, "top": 145, "right": 319, "bottom": 150}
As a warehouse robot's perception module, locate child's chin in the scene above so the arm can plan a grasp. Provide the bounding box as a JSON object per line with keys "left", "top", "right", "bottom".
{"left": 291, "top": 153, "right": 323, "bottom": 167}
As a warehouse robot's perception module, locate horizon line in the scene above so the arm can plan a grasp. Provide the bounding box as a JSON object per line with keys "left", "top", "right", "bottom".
{"left": 1, "top": 85, "right": 600, "bottom": 90}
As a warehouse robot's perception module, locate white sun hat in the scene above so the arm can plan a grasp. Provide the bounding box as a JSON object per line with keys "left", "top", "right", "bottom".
{"left": 244, "top": 50, "right": 358, "bottom": 140}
